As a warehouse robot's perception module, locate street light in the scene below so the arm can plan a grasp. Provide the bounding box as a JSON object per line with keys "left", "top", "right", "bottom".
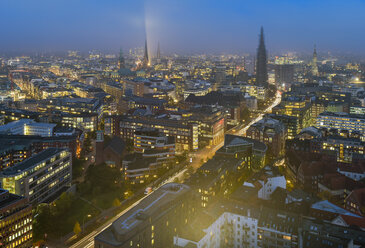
{"left": 82, "top": 214, "right": 92, "bottom": 232}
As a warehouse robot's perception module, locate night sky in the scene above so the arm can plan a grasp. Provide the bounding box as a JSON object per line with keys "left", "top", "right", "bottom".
{"left": 0, "top": 0, "right": 364, "bottom": 54}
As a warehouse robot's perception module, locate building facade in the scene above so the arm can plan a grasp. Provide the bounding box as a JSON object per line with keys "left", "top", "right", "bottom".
{"left": 0, "top": 148, "right": 72, "bottom": 204}
{"left": 0, "top": 189, "right": 33, "bottom": 248}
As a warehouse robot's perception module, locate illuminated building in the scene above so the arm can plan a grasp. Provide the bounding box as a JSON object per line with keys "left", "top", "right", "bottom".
{"left": 185, "top": 91, "right": 245, "bottom": 127}
{"left": 38, "top": 97, "right": 103, "bottom": 120}
{"left": 0, "top": 140, "right": 34, "bottom": 170}
{"left": 0, "top": 107, "right": 40, "bottom": 122}
{"left": 134, "top": 128, "right": 175, "bottom": 158}
{"left": 121, "top": 79, "right": 145, "bottom": 97}
{"left": 267, "top": 114, "right": 300, "bottom": 140}
{"left": 344, "top": 188, "right": 365, "bottom": 216}
{"left": 272, "top": 95, "right": 312, "bottom": 132}
{"left": 187, "top": 135, "right": 265, "bottom": 208}
{"left": 0, "top": 148, "right": 72, "bottom": 204}
{"left": 119, "top": 117, "right": 198, "bottom": 152}
{"left": 187, "top": 105, "right": 225, "bottom": 147}
{"left": 174, "top": 202, "right": 299, "bottom": 248}
{"left": 183, "top": 81, "right": 212, "bottom": 100}
{"left": 316, "top": 112, "right": 365, "bottom": 140}
{"left": 0, "top": 134, "right": 79, "bottom": 159}
{"left": 321, "top": 136, "right": 364, "bottom": 163}
{"left": 126, "top": 96, "right": 167, "bottom": 113}
{"left": 332, "top": 84, "right": 363, "bottom": 97}
{"left": 102, "top": 81, "right": 125, "bottom": 102}
{"left": 350, "top": 106, "right": 365, "bottom": 115}
{"left": 122, "top": 129, "right": 175, "bottom": 184}
{"left": 0, "top": 119, "right": 56, "bottom": 137}
{"left": 236, "top": 84, "right": 267, "bottom": 100}
{"left": 256, "top": 27, "right": 268, "bottom": 88}
{"left": 95, "top": 183, "right": 192, "bottom": 248}
{"left": 0, "top": 189, "right": 33, "bottom": 248}
{"left": 61, "top": 113, "right": 98, "bottom": 132}
{"left": 104, "top": 115, "right": 121, "bottom": 136}
{"left": 246, "top": 117, "right": 287, "bottom": 157}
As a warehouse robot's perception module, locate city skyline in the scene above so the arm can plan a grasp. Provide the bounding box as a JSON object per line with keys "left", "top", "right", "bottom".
{"left": 0, "top": 0, "right": 365, "bottom": 55}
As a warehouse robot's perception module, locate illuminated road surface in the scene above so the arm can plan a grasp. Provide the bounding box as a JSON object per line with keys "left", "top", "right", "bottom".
{"left": 69, "top": 91, "right": 281, "bottom": 248}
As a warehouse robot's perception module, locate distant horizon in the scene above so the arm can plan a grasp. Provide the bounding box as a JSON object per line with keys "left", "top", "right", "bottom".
{"left": 1, "top": 0, "right": 365, "bottom": 56}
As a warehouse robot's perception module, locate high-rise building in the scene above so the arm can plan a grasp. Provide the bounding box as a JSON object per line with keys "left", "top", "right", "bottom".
{"left": 311, "top": 45, "right": 319, "bottom": 76}
{"left": 118, "top": 48, "right": 125, "bottom": 69}
{"left": 274, "top": 64, "right": 295, "bottom": 86}
{"left": 256, "top": 27, "right": 268, "bottom": 88}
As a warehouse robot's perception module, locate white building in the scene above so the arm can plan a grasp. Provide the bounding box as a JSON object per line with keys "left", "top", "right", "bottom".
{"left": 174, "top": 211, "right": 258, "bottom": 248}
{"left": 257, "top": 175, "right": 286, "bottom": 200}
{"left": 0, "top": 119, "right": 56, "bottom": 137}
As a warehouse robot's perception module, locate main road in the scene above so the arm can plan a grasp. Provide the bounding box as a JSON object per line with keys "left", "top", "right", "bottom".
{"left": 68, "top": 90, "right": 281, "bottom": 248}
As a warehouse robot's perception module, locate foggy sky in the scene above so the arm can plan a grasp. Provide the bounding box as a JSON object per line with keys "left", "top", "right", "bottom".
{"left": 0, "top": 0, "right": 364, "bottom": 55}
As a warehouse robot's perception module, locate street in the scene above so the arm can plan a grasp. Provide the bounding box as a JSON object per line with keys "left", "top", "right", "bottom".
{"left": 68, "top": 90, "right": 281, "bottom": 248}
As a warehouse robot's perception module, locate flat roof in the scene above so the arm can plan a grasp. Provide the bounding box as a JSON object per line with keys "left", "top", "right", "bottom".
{"left": 96, "top": 183, "right": 190, "bottom": 246}
{"left": 1, "top": 148, "right": 66, "bottom": 176}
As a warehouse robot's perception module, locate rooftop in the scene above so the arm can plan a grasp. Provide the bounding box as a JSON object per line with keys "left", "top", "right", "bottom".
{"left": 96, "top": 183, "right": 190, "bottom": 246}
{"left": 1, "top": 148, "right": 66, "bottom": 176}
{"left": 311, "top": 200, "right": 361, "bottom": 218}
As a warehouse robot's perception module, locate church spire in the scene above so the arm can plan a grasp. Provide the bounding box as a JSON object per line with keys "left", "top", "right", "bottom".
{"left": 143, "top": 39, "right": 149, "bottom": 68}
{"left": 256, "top": 26, "right": 268, "bottom": 87}
{"left": 311, "top": 44, "right": 319, "bottom": 76}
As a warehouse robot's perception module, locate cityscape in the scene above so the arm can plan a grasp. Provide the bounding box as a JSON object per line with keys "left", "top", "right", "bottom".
{"left": 1, "top": 1, "right": 365, "bottom": 248}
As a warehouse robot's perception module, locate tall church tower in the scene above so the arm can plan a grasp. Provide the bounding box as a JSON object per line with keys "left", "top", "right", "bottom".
{"left": 256, "top": 27, "right": 268, "bottom": 88}
{"left": 311, "top": 45, "right": 319, "bottom": 76}
{"left": 142, "top": 40, "right": 149, "bottom": 68}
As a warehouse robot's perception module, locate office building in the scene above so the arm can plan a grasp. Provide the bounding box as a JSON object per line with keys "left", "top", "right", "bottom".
{"left": 267, "top": 114, "right": 300, "bottom": 140}
{"left": 0, "top": 148, "right": 72, "bottom": 204}
{"left": 61, "top": 113, "right": 98, "bottom": 132}
{"left": 0, "top": 189, "right": 33, "bottom": 248}
{"left": 316, "top": 112, "right": 365, "bottom": 139}
{"left": 119, "top": 117, "right": 198, "bottom": 152}
{"left": 0, "top": 119, "right": 56, "bottom": 137}
{"left": 272, "top": 95, "right": 312, "bottom": 131}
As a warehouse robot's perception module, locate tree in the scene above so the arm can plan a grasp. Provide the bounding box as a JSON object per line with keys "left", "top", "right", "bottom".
{"left": 240, "top": 107, "right": 251, "bottom": 122}
{"left": 54, "top": 192, "right": 73, "bottom": 215}
{"left": 72, "top": 157, "right": 85, "bottom": 180}
{"left": 73, "top": 221, "right": 82, "bottom": 236}
{"left": 112, "top": 198, "right": 121, "bottom": 207}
